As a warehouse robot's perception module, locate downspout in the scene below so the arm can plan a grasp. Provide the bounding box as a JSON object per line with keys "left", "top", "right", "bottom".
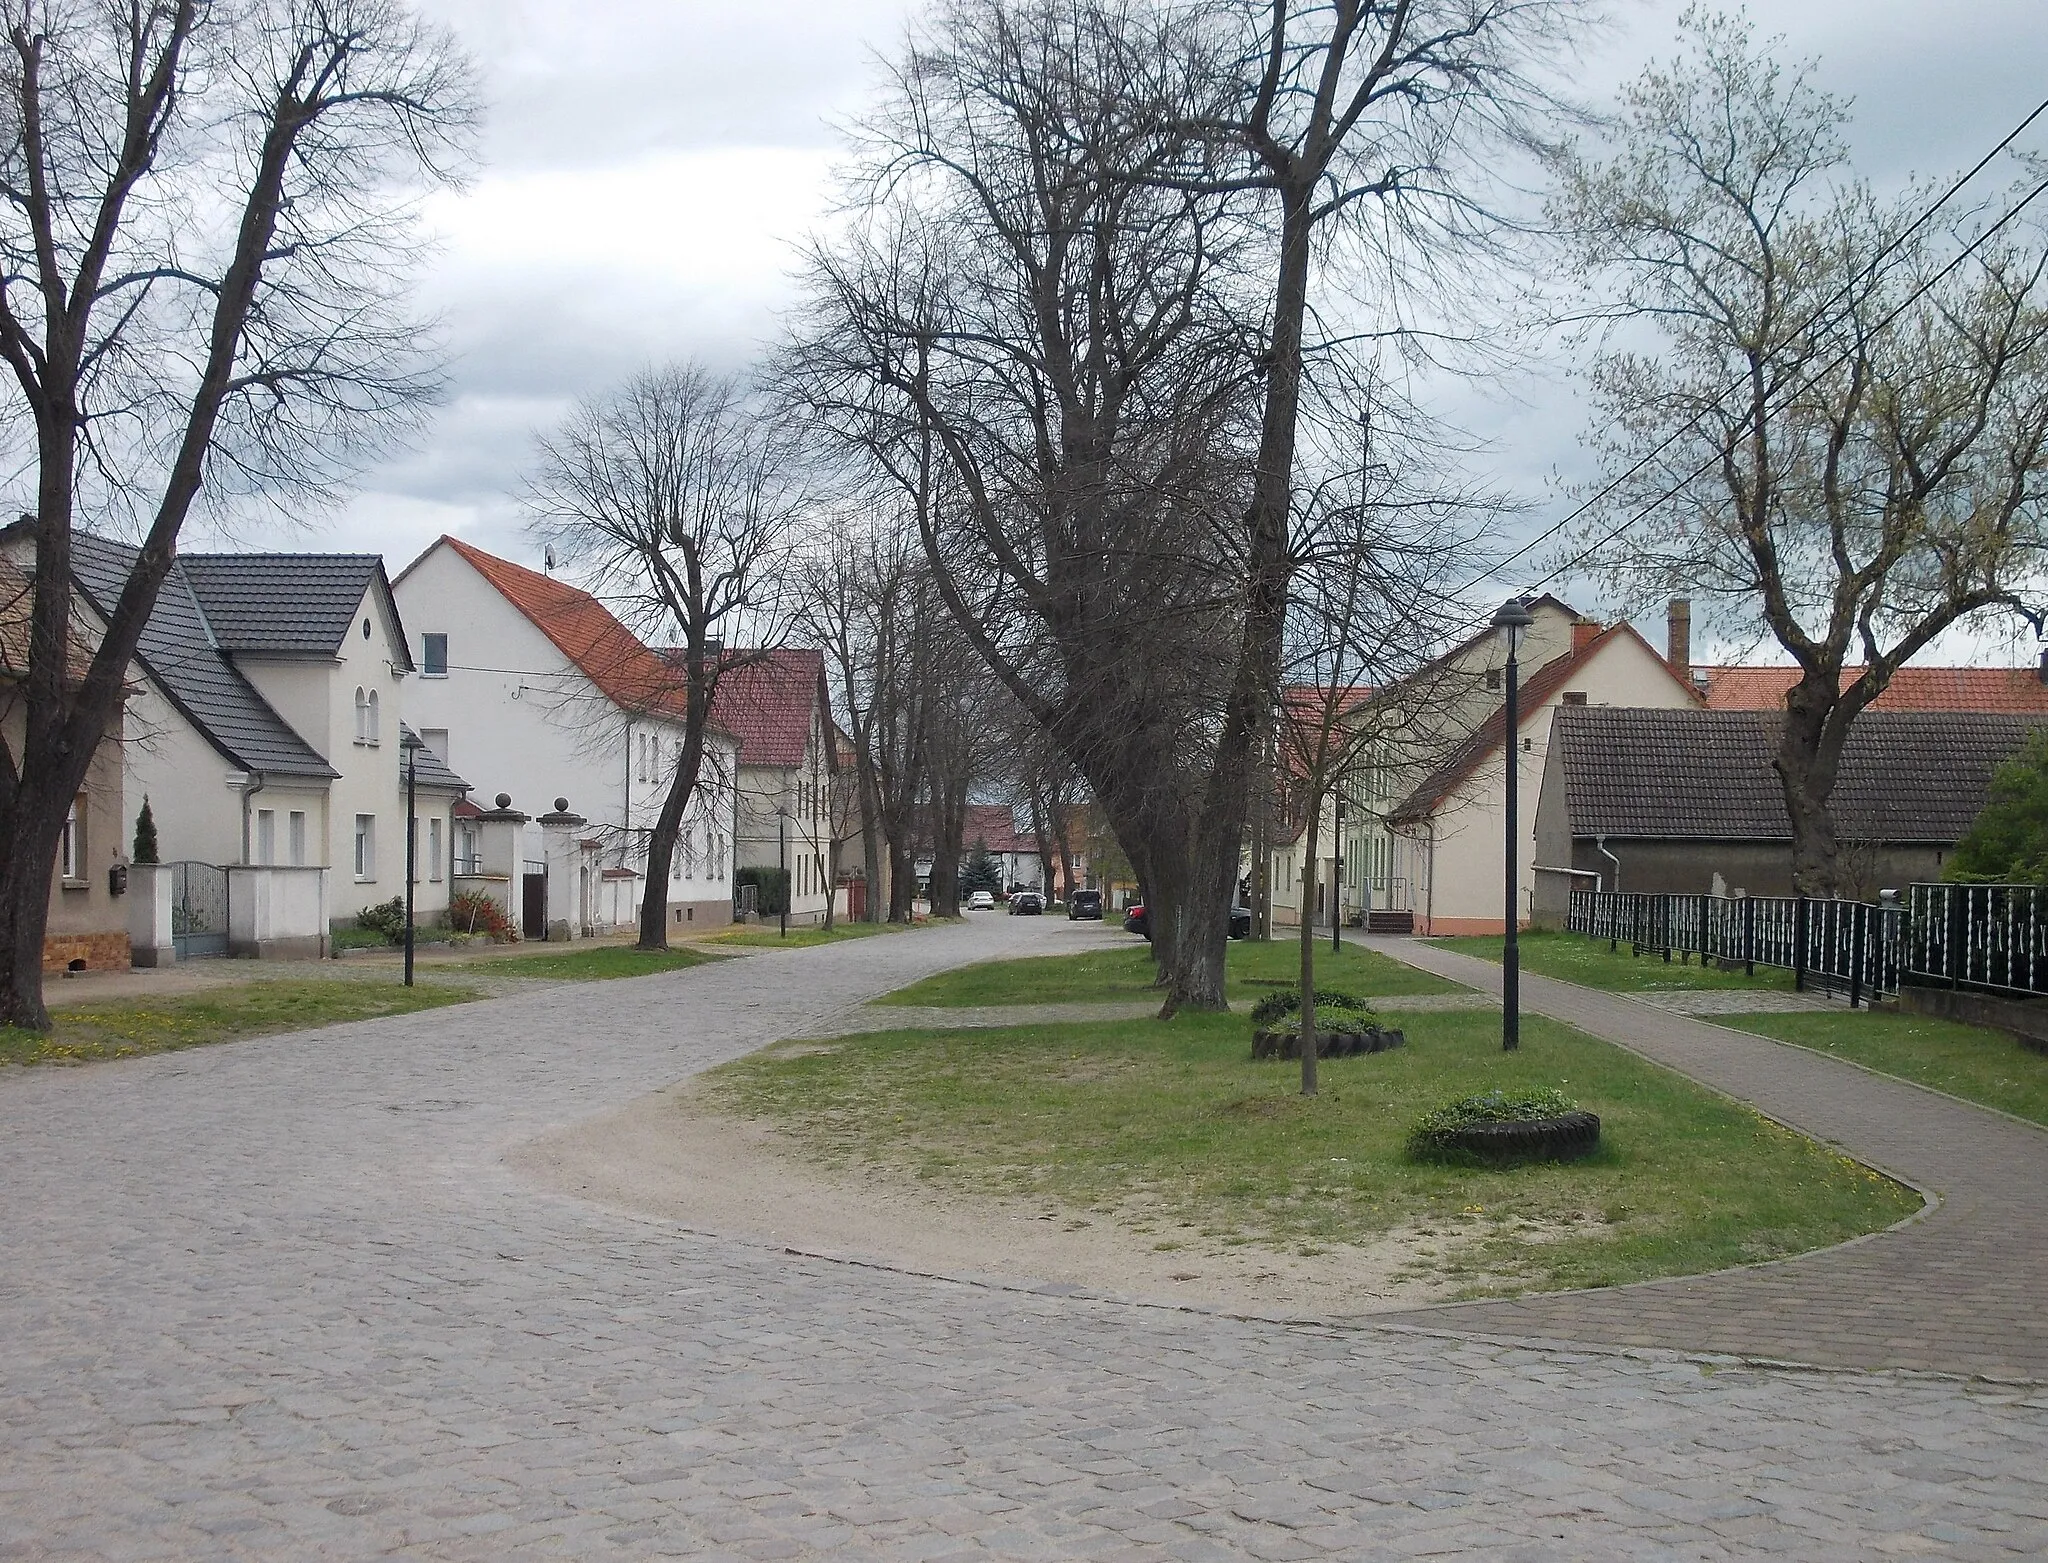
{"left": 240, "top": 770, "right": 267, "bottom": 864}
{"left": 1595, "top": 832, "right": 1621, "bottom": 895}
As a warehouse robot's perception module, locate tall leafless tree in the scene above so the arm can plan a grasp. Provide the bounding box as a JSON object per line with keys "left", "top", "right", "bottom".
{"left": 0, "top": 0, "right": 475, "bottom": 1028}
{"left": 1556, "top": 11, "right": 2048, "bottom": 894}
{"left": 526, "top": 362, "right": 809, "bottom": 951}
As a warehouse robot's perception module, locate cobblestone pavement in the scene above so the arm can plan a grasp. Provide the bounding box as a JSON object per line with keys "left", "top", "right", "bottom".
{"left": 1369, "top": 936, "right": 2048, "bottom": 1382}
{"left": 1633, "top": 988, "right": 1841, "bottom": 1016}
{"left": 6, "top": 919, "right": 2048, "bottom": 1558}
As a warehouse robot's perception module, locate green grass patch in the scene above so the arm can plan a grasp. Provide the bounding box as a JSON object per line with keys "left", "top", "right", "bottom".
{"left": 328, "top": 924, "right": 397, "bottom": 952}
{"left": 1718, "top": 1008, "right": 2048, "bottom": 1127}
{"left": 704, "top": 1007, "right": 1913, "bottom": 1297}
{"left": 877, "top": 937, "right": 1461, "bottom": 1008}
{"left": 705, "top": 921, "right": 914, "bottom": 950}
{"left": 1434, "top": 929, "right": 1796, "bottom": 993}
{"left": 440, "top": 944, "right": 711, "bottom": 981}
{"left": 3, "top": 980, "right": 479, "bottom": 1066}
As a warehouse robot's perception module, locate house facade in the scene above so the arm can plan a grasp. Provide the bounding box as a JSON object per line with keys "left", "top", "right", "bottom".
{"left": 6, "top": 526, "right": 467, "bottom": 960}
{"left": 710, "top": 651, "right": 839, "bottom": 927}
{"left": 1532, "top": 705, "right": 2048, "bottom": 914}
{"left": 395, "top": 537, "right": 738, "bottom": 936}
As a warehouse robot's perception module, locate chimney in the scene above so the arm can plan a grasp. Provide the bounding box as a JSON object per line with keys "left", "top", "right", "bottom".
{"left": 1667, "top": 597, "right": 1692, "bottom": 684}
{"left": 1571, "top": 617, "right": 1600, "bottom": 655}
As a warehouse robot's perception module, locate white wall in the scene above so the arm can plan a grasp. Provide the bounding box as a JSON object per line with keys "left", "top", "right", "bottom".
{"left": 395, "top": 542, "right": 735, "bottom": 929}
{"left": 121, "top": 676, "right": 254, "bottom": 867}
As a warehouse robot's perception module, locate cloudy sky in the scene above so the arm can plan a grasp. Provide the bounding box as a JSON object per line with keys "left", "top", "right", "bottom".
{"left": 204, "top": 0, "right": 2048, "bottom": 655}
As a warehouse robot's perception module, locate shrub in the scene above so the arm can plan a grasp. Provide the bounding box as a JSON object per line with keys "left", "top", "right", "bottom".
{"left": 734, "top": 865, "right": 790, "bottom": 916}
{"left": 1406, "top": 1088, "right": 1580, "bottom": 1158}
{"left": 1270, "top": 1002, "right": 1379, "bottom": 1035}
{"left": 355, "top": 896, "right": 406, "bottom": 942}
{"left": 1248, "top": 987, "right": 1365, "bottom": 1026}
{"left": 447, "top": 889, "right": 517, "bottom": 940}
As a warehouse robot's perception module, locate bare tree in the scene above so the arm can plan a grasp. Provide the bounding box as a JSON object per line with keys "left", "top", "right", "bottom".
{"left": 526, "top": 362, "right": 808, "bottom": 951}
{"left": 1555, "top": 11, "right": 2048, "bottom": 894}
{"left": 0, "top": 0, "right": 474, "bottom": 1027}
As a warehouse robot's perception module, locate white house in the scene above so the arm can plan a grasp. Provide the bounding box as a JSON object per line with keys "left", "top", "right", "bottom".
{"left": 709, "top": 649, "right": 840, "bottom": 926}
{"left": 7, "top": 524, "right": 468, "bottom": 958}
{"left": 394, "top": 536, "right": 738, "bottom": 935}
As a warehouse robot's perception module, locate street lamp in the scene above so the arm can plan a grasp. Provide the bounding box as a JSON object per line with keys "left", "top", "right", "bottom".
{"left": 1331, "top": 787, "right": 1344, "bottom": 954}
{"left": 776, "top": 804, "right": 790, "bottom": 940}
{"left": 1492, "top": 597, "right": 1534, "bottom": 1051}
{"left": 400, "top": 727, "right": 421, "bottom": 988}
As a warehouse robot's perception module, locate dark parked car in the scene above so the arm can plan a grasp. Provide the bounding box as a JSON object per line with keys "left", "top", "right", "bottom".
{"left": 1067, "top": 889, "right": 1104, "bottom": 921}
{"left": 1008, "top": 890, "right": 1044, "bottom": 915}
{"left": 1124, "top": 903, "right": 1254, "bottom": 941}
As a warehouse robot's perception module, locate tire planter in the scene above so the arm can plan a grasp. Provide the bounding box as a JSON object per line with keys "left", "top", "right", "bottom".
{"left": 1251, "top": 1026, "right": 1407, "bottom": 1061}
{"left": 1433, "top": 1110, "right": 1601, "bottom": 1162}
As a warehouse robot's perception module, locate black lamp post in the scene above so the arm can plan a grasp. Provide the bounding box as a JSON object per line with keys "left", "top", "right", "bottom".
{"left": 777, "top": 804, "right": 789, "bottom": 940}
{"left": 1493, "top": 597, "right": 1534, "bottom": 1050}
{"left": 1331, "top": 788, "right": 1344, "bottom": 953}
{"left": 401, "top": 727, "right": 421, "bottom": 988}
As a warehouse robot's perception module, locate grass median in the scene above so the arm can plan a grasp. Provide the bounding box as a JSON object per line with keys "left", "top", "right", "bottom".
{"left": 1432, "top": 930, "right": 1797, "bottom": 992}
{"left": 439, "top": 944, "right": 712, "bottom": 981}
{"left": 2, "top": 979, "right": 480, "bottom": 1066}
{"left": 877, "top": 936, "right": 1462, "bottom": 1008}
{"left": 705, "top": 1003, "right": 1914, "bottom": 1298}
{"left": 703, "top": 921, "right": 915, "bottom": 951}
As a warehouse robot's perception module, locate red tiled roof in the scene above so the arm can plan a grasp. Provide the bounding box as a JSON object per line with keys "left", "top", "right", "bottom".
{"left": 1703, "top": 664, "right": 2048, "bottom": 714}
{"left": 964, "top": 803, "right": 1037, "bottom": 855}
{"left": 439, "top": 537, "right": 699, "bottom": 723}
{"left": 706, "top": 648, "right": 827, "bottom": 769}
{"left": 1388, "top": 622, "right": 1699, "bottom": 824}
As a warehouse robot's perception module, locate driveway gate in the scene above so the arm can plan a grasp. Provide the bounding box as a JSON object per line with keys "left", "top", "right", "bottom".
{"left": 169, "top": 860, "right": 229, "bottom": 958}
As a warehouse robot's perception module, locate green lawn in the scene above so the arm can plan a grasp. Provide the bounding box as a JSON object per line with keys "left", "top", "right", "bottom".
{"left": 705, "top": 1006, "right": 1914, "bottom": 1297}
{"left": 876, "top": 937, "right": 1462, "bottom": 1008}
{"left": 1434, "top": 930, "right": 1796, "bottom": 993}
{"left": 440, "top": 944, "right": 712, "bottom": 981}
{"left": 1719, "top": 1008, "right": 2048, "bottom": 1127}
{"left": 4, "top": 980, "right": 479, "bottom": 1066}
{"left": 704, "top": 921, "right": 914, "bottom": 950}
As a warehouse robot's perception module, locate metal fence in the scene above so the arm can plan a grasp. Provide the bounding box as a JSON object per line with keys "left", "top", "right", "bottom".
{"left": 1902, "top": 883, "right": 2048, "bottom": 997}
{"left": 1566, "top": 888, "right": 1904, "bottom": 1005}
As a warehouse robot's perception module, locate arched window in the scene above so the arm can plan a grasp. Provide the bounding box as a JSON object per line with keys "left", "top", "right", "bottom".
{"left": 366, "top": 689, "right": 380, "bottom": 745}
{"left": 354, "top": 687, "right": 368, "bottom": 743}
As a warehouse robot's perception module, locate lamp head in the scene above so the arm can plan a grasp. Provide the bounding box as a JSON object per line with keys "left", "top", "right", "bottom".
{"left": 1492, "top": 596, "right": 1534, "bottom": 657}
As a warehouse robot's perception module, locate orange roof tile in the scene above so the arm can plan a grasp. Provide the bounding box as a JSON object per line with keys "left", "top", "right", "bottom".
{"left": 1703, "top": 664, "right": 2048, "bottom": 714}
{"left": 439, "top": 537, "right": 702, "bottom": 724}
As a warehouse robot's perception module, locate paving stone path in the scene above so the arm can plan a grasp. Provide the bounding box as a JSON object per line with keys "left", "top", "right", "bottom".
{"left": 1369, "top": 936, "right": 2048, "bottom": 1381}
{"left": 4, "top": 918, "right": 2048, "bottom": 1558}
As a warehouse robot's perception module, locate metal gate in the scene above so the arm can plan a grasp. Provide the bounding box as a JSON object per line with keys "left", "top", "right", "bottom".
{"left": 170, "top": 860, "right": 229, "bottom": 958}
{"left": 521, "top": 860, "right": 548, "bottom": 939}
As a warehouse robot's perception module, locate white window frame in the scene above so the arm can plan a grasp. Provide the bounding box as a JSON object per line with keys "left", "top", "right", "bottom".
{"left": 354, "top": 686, "right": 368, "bottom": 743}
{"left": 366, "top": 689, "right": 380, "bottom": 746}
{"left": 288, "top": 810, "right": 307, "bottom": 867}
{"left": 421, "top": 632, "right": 448, "bottom": 677}
{"left": 60, "top": 796, "right": 82, "bottom": 882}
{"left": 255, "top": 807, "right": 275, "bottom": 865}
{"left": 354, "top": 814, "right": 376, "bottom": 882}
{"left": 428, "top": 817, "right": 443, "bottom": 882}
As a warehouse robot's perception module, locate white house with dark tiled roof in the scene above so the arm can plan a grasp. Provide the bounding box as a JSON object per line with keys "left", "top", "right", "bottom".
{"left": 709, "top": 650, "right": 840, "bottom": 927}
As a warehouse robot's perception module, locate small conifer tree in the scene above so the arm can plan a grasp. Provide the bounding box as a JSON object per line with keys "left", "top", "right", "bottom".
{"left": 131, "top": 796, "right": 159, "bottom": 864}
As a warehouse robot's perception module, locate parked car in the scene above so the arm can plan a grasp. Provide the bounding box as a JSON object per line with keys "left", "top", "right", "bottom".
{"left": 1008, "top": 891, "right": 1043, "bottom": 915}
{"left": 1124, "top": 903, "right": 1254, "bottom": 940}
{"left": 967, "top": 889, "right": 996, "bottom": 911}
{"left": 1067, "top": 888, "right": 1103, "bottom": 920}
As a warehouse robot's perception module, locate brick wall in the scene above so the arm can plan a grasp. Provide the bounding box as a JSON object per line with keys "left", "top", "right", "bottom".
{"left": 43, "top": 931, "right": 130, "bottom": 973}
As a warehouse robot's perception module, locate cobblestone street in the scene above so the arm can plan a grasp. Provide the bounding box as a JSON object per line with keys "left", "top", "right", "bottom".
{"left": 5, "top": 917, "right": 2047, "bottom": 1559}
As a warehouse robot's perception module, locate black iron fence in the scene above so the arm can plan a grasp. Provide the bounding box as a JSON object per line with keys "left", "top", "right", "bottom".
{"left": 1902, "top": 883, "right": 2048, "bottom": 997}
{"left": 1566, "top": 888, "right": 1903, "bottom": 1005}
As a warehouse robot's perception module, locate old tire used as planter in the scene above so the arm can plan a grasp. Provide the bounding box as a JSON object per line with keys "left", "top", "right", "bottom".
{"left": 1436, "top": 1109, "right": 1601, "bottom": 1162}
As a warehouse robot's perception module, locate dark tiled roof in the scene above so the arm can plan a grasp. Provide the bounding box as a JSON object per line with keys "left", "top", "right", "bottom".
{"left": 178, "top": 553, "right": 401, "bottom": 662}
{"left": 1704, "top": 664, "right": 2048, "bottom": 714}
{"left": 705, "top": 649, "right": 827, "bottom": 769}
{"left": 400, "top": 724, "right": 467, "bottom": 793}
{"left": 1550, "top": 706, "right": 2048, "bottom": 844}
{"left": 68, "top": 532, "right": 337, "bottom": 780}
{"left": 1388, "top": 623, "right": 1697, "bottom": 824}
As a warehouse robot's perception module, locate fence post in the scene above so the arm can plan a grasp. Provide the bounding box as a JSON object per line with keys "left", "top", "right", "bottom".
{"left": 1794, "top": 896, "right": 1808, "bottom": 992}
{"left": 1849, "top": 901, "right": 1865, "bottom": 1010}
{"left": 1744, "top": 894, "right": 1756, "bottom": 978}
{"left": 1948, "top": 886, "right": 1966, "bottom": 990}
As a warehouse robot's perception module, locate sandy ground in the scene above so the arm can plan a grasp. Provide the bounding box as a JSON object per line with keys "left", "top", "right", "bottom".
{"left": 512, "top": 1072, "right": 1485, "bottom": 1320}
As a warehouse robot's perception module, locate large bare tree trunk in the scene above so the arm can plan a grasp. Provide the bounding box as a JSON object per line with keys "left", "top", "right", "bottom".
{"left": 1777, "top": 680, "right": 1850, "bottom": 898}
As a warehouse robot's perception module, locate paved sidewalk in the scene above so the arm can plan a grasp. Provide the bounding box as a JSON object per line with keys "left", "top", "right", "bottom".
{"left": 1369, "top": 936, "right": 2048, "bottom": 1379}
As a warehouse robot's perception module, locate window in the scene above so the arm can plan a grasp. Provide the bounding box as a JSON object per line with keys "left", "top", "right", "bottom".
{"left": 1562, "top": 690, "right": 1588, "bottom": 706}
{"left": 422, "top": 633, "right": 448, "bottom": 677}
{"left": 366, "top": 689, "right": 380, "bottom": 745}
{"left": 455, "top": 822, "right": 479, "bottom": 876}
{"left": 289, "top": 810, "right": 307, "bottom": 866}
{"left": 255, "top": 808, "right": 275, "bottom": 865}
{"left": 1486, "top": 667, "right": 1502, "bottom": 691}
{"left": 354, "top": 814, "right": 376, "bottom": 881}
{"left": 428, "top": 817, "right": 443, "bottom": 882}
{"left": 60, "top": 796, "right": 82, "bottom": 881}
{"left": 354, "top": 686, "right": 369, "bottom": 742}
